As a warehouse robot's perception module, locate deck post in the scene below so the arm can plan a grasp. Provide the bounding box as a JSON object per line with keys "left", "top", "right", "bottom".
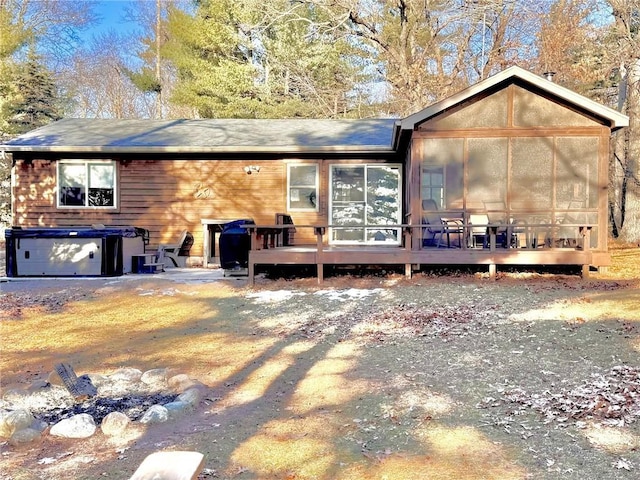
{"left": 403, "top": 226, "right": 413, "bottom": 279}
{"left": 202, "top": 223, "right": 209, "bottom": 268}
{"left": 248, "top": 259, "right": 255, "bottom": 285}
{"left": 247, "top": 227, "right": 258, "bottom": 286}
{"left": 580, "top": 226, "right": 592, "bottom": 279}
{"left": 489, "top": 263, "right": 496, "bottom": 279}
{"left": 315, "top": 227, "right": 325, "bottom": 284}
{"left": 489, "top": 226, "right": 497, "bottom": 251}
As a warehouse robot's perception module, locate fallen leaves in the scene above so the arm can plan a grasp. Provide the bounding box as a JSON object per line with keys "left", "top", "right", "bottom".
{"left": 1, "top": 288, "right": 90, "bottom": 319}
{"left": 484, "top": 365, "right": 640, "bottom": 428}
{"left": 345, "top": 303, "right": 502, "bottom": 343}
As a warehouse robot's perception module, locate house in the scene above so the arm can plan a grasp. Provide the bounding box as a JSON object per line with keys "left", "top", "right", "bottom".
{"left": 1, "top": 66, "right": 629, "bottom": 281}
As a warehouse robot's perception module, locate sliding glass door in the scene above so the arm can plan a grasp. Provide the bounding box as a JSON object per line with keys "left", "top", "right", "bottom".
{"left": 330, "top": 164, "right": 402, "bottom": 245}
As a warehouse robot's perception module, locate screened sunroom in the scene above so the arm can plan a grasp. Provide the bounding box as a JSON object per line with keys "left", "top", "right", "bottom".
{"left": 405, "top": 68, "right": 627, "bottom": 261}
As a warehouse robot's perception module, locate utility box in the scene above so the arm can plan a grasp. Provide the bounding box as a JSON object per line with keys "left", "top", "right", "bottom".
{"left": 4, "top": 226, "right": 147, "bottom": 277}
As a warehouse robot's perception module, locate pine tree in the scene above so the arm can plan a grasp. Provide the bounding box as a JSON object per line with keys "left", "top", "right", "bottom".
{"left": 163, "top": 0, "right": 361, "bottom": 118}
{"left": 5, "top": 48, "right": 62, "bottom": 134}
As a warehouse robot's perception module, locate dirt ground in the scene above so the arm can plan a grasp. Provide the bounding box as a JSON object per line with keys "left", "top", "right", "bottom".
{"left": 1, "top": 247, "right": 640, "bottom": 480}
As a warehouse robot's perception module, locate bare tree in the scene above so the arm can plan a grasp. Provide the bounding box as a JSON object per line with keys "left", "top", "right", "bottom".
{"left": 1, "top": 0, "right": 97, "bottom": 63}
{"left": 59, "top": 32, "right": 157, "bottom": 119}
{"left": 607, "top": 0, "right": 640, "bottom": 242}
{"left": 304, "top": 0, "right": 550, "bottom": 116}
{"left": 533, "top": 0, "right": 605, "bottom": 92}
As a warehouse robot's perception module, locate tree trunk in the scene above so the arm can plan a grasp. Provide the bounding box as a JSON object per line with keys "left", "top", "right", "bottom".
{"left": 155, "top": 0, "right": 163, "bottom": 119}
{"left": 619, "top": 59, "right": 640, "bottom": 243}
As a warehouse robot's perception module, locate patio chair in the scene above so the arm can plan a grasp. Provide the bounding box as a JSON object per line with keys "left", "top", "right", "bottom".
{"left": 553, "top": 212, "right": 583, "bottom": 248}
{"left": 553, "top": 200, "right": 584, "bottom": 248}
{"left": 275, "top": 213, "right": 296, "bottom": 246}
{"left": 422, "top": 199, "right": 463, "bottom": 248}
{"left": 468, "top": 214, "right": 489, "bottom": 248}
{"left": 483, "top": 201, "right": 517, "bottom": 248}
{"left": 156, "top": 230, "right": 193, "bottom": 267}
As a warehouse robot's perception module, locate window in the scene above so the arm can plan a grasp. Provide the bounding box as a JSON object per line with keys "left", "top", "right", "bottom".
{"left": 421, "top": 167, "right": 444, "bottom": 208}
{"left": 58, "top": 160, "right": 116, "bottom": 208}
{"left": 287, "top": 164, "right": 318, "bottom": 211}
{"left": 330, "top": 164, "right": 401, "bottom": 244}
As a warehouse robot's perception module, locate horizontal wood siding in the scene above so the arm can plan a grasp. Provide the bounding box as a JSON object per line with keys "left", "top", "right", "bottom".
{"left": 12, "top": 156, "right": 395, "bottom": 257}
{"left": 13, "top": 157, "right": 289, "bottom": 256}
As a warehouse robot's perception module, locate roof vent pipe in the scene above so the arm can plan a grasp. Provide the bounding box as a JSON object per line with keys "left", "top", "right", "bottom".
{"left": 543, "top": 71, "right": 556, "bottom": 82}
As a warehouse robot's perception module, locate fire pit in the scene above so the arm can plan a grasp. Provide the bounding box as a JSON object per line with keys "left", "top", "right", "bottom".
{"left": 0, "top": 365, "right": 206, "bottom": 444}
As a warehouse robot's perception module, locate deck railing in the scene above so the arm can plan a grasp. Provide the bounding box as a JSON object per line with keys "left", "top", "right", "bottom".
{"left": 243, "top": 221, "right": 597, "bottom": 284}
{"left": 244, "top": 221, "right": 596, "bottom": 253}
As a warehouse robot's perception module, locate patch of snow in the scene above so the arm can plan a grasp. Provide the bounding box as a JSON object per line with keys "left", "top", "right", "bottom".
{"left": 246, "top": 290, "right": 307, "bottom": 303}
{"left": 314, "top": 288, "right": 384, "bottom": 302}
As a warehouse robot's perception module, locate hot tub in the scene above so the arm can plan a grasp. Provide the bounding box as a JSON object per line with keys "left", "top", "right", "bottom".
{"left": 4, "top": 226, "right": 148, "bottom": 277}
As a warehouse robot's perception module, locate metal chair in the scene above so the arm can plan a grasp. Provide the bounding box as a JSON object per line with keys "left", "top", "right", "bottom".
{"left": 422, "top": 199, "right": 463, "bottom": 248}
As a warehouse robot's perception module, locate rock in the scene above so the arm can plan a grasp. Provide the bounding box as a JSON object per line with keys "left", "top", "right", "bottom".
{"left": 129, "top": 451, "right": 204, "bottom": 480}
{"left": 101, "top": 412, "right": 131, "bottom": 436}
{"left": 47, "top": 370, "right": 64, "bottom": 386}
{"left": 109, "top": 367, "right": 143, "bottom": 383}
{"left": 31, "top": 419, "right": 48, "bottom": 433}
{"left": 0, "top": 409, "right": 35, "bottom": 438}
{"left": 87, "top": 373, "right": 109, "bottom": 387}
{"left": 9, "top": 427, "right": 42, "bottom": 445}
{"left": 28, "top": 379, "right": 51, "bottom": 392}
{"left": 75, "top": 374, "right": 98, "bottom": 398}
{"left": 163, "top": 401, "right": 191, "bottom": 418}
{"left": 139, "top": 405, "right": 169, "bottom": 424}
{"left": 178, "top": 388, "right": 202, "bottom": 407}
{"left": 168, "top": 374, "right": 192, "bottom": 392}
{"left": 2, "top": 389, "right": 29, "bottom": 403}
{"left": 141, "top": 368, "right": 168, "bottom": 386}
{"left": 0, "top": 410, "right": 8, "bottom": 438}
{"left": 50, "top": 414, "right": 96, "bottom": 438}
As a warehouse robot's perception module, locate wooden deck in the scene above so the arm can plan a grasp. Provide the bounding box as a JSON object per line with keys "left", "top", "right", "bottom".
{"left": 246, "top": 223, "right": 601, "bottom": 284}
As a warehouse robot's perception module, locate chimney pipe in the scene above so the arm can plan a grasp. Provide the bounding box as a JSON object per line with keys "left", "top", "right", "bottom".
{"left": 543, "top": 71, "right": 556, "bottom": 82}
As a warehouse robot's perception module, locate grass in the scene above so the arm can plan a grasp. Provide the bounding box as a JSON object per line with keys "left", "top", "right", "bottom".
{"left": 1, "top": 245, "right": 639, "bottom": 479}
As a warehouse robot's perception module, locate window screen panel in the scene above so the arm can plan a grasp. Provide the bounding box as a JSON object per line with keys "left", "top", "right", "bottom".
{"left": 467, "top": 138, "right": 508, "bottom": 206}
{"left": 332, "top": 166, "right": 365, "bottom": 202}
{"left": 556, "top": 137, "right": 599, "bottom": 209}
{"left": 511, "top": 137, "right": 553, "bottom": 210}
{"left": 421, "top": 138, "right": 463, "bottom": 208}
{"left": 366, "top": 166, "right": 400, "bottom": 225}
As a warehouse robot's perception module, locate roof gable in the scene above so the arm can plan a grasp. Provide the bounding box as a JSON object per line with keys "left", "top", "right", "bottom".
{"left": 401, "top": 66, "right": 629, "bottom": 131}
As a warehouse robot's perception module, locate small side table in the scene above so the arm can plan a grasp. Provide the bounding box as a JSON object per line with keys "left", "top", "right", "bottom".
{"left": 132, "top": 253, "right": 163, "bottom": 273}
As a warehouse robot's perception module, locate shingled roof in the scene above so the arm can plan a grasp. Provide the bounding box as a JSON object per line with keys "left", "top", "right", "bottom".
{"left": 1, "top": 118, "right": 398, "bottom": 154}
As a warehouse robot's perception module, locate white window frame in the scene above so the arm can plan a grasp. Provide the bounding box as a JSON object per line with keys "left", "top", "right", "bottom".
{"left": 57, "top": 159, "right": 117, "bottom": 209}
{"left": 287, "top": 163, "right": 319, "bottom": 212}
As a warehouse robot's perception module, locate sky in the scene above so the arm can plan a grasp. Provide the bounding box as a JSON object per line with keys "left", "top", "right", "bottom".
{"left": 83, "top": 0, "right": 140, "bottom": 41}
